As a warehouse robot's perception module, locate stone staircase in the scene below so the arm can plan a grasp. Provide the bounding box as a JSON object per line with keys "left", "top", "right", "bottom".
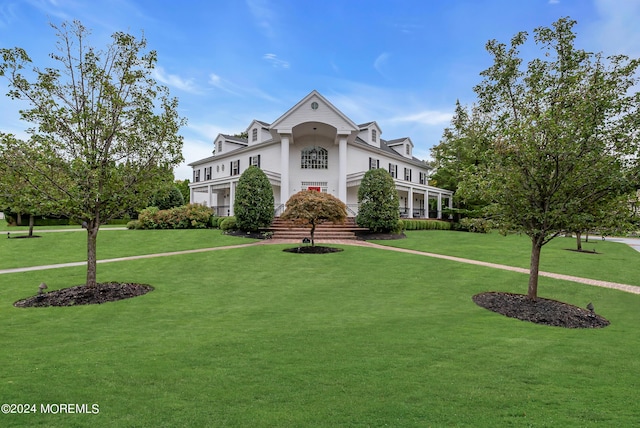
{"left": 268, "top": 217, "right": 368, "bottom": 241}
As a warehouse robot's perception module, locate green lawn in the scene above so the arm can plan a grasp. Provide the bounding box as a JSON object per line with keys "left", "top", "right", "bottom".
{"left": 1, "top": 229, "right": 639, "bottom": 427}
{"left": 375, "top": 230, "right": 640, "bottom": 287}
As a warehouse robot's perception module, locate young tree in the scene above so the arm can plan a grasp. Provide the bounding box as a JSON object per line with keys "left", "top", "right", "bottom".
{"left": 175, "top": 179, "right": 191, "bottom": 205}
{"left": 356, "top": 168, "right": 400, "bottom": 233}
{"left": 459, "top": 17, "right": 640, "bottom": 299}
{"left": 430, "top": 102, "right": 493, "bottom": 222}
{"left": 234, "top": 166, "right": 274, "bottom": 231}
{"left": 0, "top": 136, "right": 53, "bottom": 236}
{"left": 281, "top": 190, "right": 347, "bottom": 246}
{"left": 0, "top": 21, "right": 185, "bottom": 287}
{"left": 150, "top": 185, "right": 185, "bottom": 210}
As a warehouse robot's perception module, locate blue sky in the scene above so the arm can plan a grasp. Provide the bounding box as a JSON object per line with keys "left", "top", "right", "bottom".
{"left": 1, "top": 0, "right": 639, "bottom": 180}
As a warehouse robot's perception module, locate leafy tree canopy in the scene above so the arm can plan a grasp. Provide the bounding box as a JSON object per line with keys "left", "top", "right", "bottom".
{"left": 457, "top": 17, "right": 640, "bottom": 299}
{"left": 0, "top": 20, "right": 185, "bottom": 287}
{"left": 281, "top": 190, "right": 347, "bottom": 246}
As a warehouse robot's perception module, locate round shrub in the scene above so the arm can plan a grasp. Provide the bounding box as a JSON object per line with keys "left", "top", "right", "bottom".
{"left": 356, "top": 168, "right": 400, "bottom": 233}
{"left": 220, "top": 216, "right": 237, "bottom": 231}
{"left": 126, "top": 220, "right": 142, "bottom": 230}
{"left": 234, "top": 166, "right": 274, "bottom": 232}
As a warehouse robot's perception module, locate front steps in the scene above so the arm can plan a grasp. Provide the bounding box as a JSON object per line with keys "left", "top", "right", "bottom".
{"left": 268, "top": 217, "right": 368, "bottom": 241}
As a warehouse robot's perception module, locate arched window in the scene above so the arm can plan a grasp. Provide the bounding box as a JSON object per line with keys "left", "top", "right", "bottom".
{"left": 301, "top": 146, "right": 328, "bottom": 169}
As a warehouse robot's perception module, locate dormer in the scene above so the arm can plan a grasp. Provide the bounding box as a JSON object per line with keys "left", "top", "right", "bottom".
{"left": 357, "top": 121, "right": 382, "bottom": 148}
{"left": 246, "top": 120, "right": 271, "bottom": 146}
{"left": 213, "top": 134, "right": 248, "bottom": 155}
{"left": 386, "top": 137, "right": 414, "bottom": 159}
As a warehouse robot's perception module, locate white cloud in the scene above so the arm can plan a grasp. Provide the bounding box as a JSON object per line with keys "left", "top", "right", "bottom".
{"left": 390, "top": 110, "right": 453, "bottom": 126}
{"left": 589, "top": 0, "right": 640, "bottom": 57}
{"left": 373, "top": 52, "right": 390, "bottom": 78}
{"left": 0, "top": 2, "right": 19, "bottom": 28}
{"left": 154, "top": 66, "right": 199, "bottom": 94}
{"left": 246, "top": 0, "right": 276, "bottom": 40}
{"left": 208, "top": 73, "right": 243, "bottom": 96}
{"left": 263, "top": 53, "right": 290, "bottom": 69}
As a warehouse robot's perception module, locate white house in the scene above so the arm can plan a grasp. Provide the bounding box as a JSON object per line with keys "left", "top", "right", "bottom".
{"left": 189, "top": 90, "right": 453, "bottom": 219}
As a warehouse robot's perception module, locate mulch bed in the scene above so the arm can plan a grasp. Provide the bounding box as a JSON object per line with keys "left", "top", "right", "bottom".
{"left": 473, "top": 291, "right": 610, "bottom": 328}
{"left": 283, "top": 246, "right": 344, "bottom": 254}
{"left": 14, "top": 282, "right": 154, "bottom": 307}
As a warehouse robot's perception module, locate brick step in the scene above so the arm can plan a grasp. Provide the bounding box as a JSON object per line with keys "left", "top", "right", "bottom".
{"left": 267, "top": 217, "right": 367, "bottom": 240}
{"left": 271, "top": 231, "right": 358, "bottom": 240}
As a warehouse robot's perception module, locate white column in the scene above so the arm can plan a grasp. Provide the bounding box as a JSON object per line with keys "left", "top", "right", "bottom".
{"left": 338, "top": 136, "right": 347, "bottom": 203}
{"left": 229, "top": 181, "right": 236, "bottom": 216}
{"left": 408, "top": 187, "right": 414, "bottom": 218}
{"left": 448, "top": 195, "right": 453, "bottom": 220}
{"left": 437, "top": 193, "right": 442, "bottom": 219}
{"left": 425, "top": 189, "right": 429, "bottom": 218}
{"left": 208, "top": 185, "right": 212, "bottom": 207}
{"left": 280, "top": 135, "right": 290, "bottom": 205}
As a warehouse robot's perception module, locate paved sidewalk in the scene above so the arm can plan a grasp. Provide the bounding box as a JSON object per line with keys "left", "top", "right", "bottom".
{"left": 2, "top": 238, "right": 640, "bottom": 295}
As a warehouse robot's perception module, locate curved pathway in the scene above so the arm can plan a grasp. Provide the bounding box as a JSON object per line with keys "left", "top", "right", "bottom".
{"left": 2, "top": 237, "right": 639, "bottom": 295}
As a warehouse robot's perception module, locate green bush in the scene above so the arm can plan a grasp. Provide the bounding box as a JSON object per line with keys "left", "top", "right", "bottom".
{"left": 459, "top": 217, "right": 491, "bottom": 233}
{"left": 150, "top": 186, "right": 185, "bottom": 210}
{"left": 217, "top": 217, "right": 227, "bottom": 228}
{"left": 402, "top": 219, "right": 452, "bottom": 231}
{"left": 126, "top": 220, "right": 143, "bottom": 230}
{"left": 135, "top": 204, "right": 213, "bottom": 229}
{"left": 356, "top": 169, "right": 400, "bottom": 233}
{"left": 234, "top": 166, "right": 275, "bottom": 232}
{"left": 220, "top": 216, "right": 237, "bottom": 231}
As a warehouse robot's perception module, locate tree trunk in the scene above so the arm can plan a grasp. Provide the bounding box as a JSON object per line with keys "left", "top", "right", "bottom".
{"left": 576, "top": 231, "right": 582, "bottom": 251}
{"left": 28, "top": 214, "right": 34, "bottom": 237}
{"left": 310, "top": 222, "right": 316, "bottom": 246}
{"left": 527, "top": 238, "right": 543, "bottom": 300}
{"left": 86, "top": 223, "right": 99, "bottom": 288}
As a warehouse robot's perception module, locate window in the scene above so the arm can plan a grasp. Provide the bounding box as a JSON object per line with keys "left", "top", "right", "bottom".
{"left": 249, "top": 154, "right": 261, "bottom": 168}
{"left": 231, "top": 159, "right": 240, "bottom": 176}
{"left": 301, "top": 146, "right": 328, "bottom": 169}
{"left": 404, "top": 167, "right": 412, "bottom": 181}
{"left": 388, "top": 163, "right": 397, "bottom": 178}
{"left": 205, "top": 166, "right": 212, "bottom": 181}
{"left": 369, "top": 157, "right": 379, "bottom": 170}
{"left": 252, "top": 128, "right": 258, "bottom": 142}
{"left": 406, "top": 145, "right": 411, "bottom": 156}
{"left": 217, "top": 141, "right": 222, "bottom": 153}
{"left": 216, "top": 165, "right": 220, "bottom": 173}
{"left": 419, "top": 172, "right": 427, "bottom": 184}
{"left": 372, "top": 129, "right": 377, "bottom": 143}
{"left": 194, "top": 169, "right": 201, "bottom": 183}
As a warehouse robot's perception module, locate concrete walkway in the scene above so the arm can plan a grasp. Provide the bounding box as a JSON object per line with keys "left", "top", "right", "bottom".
{"left": 601, "top": 236, "right": 640, "bottom": 253}
{"left": 3, "top": 237, "right": 639, "bottom": 295}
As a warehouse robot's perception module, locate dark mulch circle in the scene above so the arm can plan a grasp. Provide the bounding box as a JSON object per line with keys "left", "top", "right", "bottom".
{"left": 7, "top": 235, "right": 41, "bottom": 239}
{"left": 565, "top": 248, "right": 599, "bottom": 254}
{"left": 472, "top": 291, "right": 610, "bottom": 329}
{"left": 283, "top": 246, "right": 344, "bottom": 254}
{"left": 14, "top": 282, "right": 154, "bottom": 308}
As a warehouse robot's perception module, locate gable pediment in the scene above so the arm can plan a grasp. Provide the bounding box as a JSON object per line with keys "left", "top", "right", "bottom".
{"left": 270, "top": 90, "right": 358, "bottom": 135}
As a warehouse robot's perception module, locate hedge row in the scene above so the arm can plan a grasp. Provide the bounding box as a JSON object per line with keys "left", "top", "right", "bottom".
{"left": 401, "top": 219, "right": 451, "bottom": 231}
{"left": 127, "top": 204, "right": 215, "bottom": 230}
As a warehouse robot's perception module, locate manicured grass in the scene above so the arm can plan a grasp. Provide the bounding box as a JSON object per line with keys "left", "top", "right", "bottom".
{"left": 375, "top": 230, "right": 640, "bottom": 287}
{"left": 1, "top": 228, "right": 256, "bottom": 269}
{"left": 1, "top": 231, "right": 639, "bottom": 426}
